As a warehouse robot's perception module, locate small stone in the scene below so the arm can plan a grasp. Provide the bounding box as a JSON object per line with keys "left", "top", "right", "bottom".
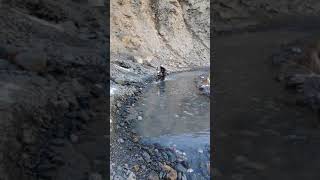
{"left": 132, "top": 164, "right": 139, "bottom": 172}
{"left": 118, "top": 138, "right": 125, "bottom": 143}
{"left": 133, "top": 56, "right": 144, "bottom": 64}
{"left": 132, "top": 134, "right": 139, "bottom": 143}
{"left": 186, "top": 169, "right": 193, "bottom": 173}
{"left": 163, "top": 165, "right": 177, "bottom": 180}
{"left": 142, "top": 151, "right": 151, "bottom": 163}
{"left": 137, "top": 116, "right": 143, "bottom": 121}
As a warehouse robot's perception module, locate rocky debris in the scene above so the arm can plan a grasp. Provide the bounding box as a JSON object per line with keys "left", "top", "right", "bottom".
{"left": 196, "top": 73, "right": 210, "bottom": 96}
{"left": 0, "top": 0, "right": 108, "bottom": 180}
{"left": 271, "top": 38, "right": 320, "bottom": 112}
{"left": 111, "top": 0, "right": 209, "bottom": 69}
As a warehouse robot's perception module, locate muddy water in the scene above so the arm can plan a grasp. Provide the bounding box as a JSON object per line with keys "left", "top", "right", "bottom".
{"left": 214, "top": 29, "right": 320, "bottom": 180}
{"left": 134, "top": 71, "right": 210, "bottom": 178}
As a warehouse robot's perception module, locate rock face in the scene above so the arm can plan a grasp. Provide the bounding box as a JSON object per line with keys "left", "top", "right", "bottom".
{"left": 110, "top": 0, "right": 210, "bottom": 69}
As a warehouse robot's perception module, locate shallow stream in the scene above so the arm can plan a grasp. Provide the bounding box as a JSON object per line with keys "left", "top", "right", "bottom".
{"left": 134, "top": 70, "right": 210, "bottom": 179}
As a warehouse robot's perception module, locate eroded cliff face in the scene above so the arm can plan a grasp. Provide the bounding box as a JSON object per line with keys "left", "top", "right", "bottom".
{"left": 111, "top": 0, "right": 210, "bottom": 70}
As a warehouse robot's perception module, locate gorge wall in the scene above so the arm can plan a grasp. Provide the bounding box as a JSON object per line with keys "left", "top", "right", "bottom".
{"left": 110, "top": 0, "right": 210, "bottom": 70}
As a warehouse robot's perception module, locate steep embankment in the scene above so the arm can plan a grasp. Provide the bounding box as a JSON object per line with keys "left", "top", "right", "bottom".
{"left": 110, "top": 0, "right": 210, "bottom": 70}
{"left": 0, "top": 1, "right": 107, "bottom": 180}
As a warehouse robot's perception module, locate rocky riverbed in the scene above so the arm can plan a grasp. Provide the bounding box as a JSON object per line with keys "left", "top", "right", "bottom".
{"left": 110, "top": 70, "right": 210, "bottom": 180}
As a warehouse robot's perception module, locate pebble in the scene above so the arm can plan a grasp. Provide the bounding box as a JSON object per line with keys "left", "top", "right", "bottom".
{"left": 117, "top": 138, "right": 125, "bottom": 143}
{"left": 137, "top": 116, "right": 143, "bottom": 121}
{"left": 132, "top": 164, "right": 139, "bottom": 172}
{"left": 142, "top": 151, "right": 151, "bottom": 163}
{"left": 187, "top": 168, "right": 193, "bottom": 173}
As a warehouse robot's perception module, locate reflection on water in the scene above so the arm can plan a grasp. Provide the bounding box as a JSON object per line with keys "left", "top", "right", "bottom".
{"left": 137, "top": 71, "right": 210, "bottom": 137}
{"left": 135, "top": 70, "right": 210, "bottom": 179}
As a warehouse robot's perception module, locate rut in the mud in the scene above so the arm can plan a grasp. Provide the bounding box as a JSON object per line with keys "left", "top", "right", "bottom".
{"left": 214, "top": 29, "right": 320, "bottom": 179}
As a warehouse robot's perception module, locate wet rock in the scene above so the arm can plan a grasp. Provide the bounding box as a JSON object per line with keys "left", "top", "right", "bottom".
{"left": 162, "top": 164, "right": 178, "bottom": 180}
{"left": 127, "top": 172, "right": 136, "bottom": 180}
{"left": 13, "top": 50, "right": 47, "bottom": 73}
{"left": 181, "top": 161, "right": 190, "bottom": 169}
{"left": 167, "top": 151, "right": 177, "bottom": 162}
{"left": 177, "top": 172, "right": 182, "bottom": 180}
{"left": 175, "top": 163, "right": 187, "bottom": 173}
{"left": 142, "top": 151, "right": 151, "bottom": 163}
{"left": 113, "top": 175, "right": 125, "bottom": 180}
{"left": 132, "top": 134, "right": 139, "bottom": 143}
{"left": 181, "top": 174, "right": 187, "bottom": 180}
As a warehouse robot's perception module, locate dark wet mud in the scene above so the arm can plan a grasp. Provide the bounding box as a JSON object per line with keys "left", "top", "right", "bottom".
{"left": 214, "top": 28, "right": 320, "bottom": 179}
